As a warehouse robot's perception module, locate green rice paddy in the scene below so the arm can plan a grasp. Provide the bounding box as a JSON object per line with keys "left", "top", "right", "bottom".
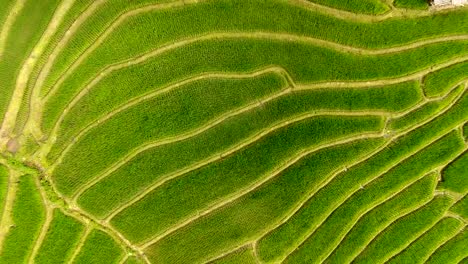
{"left": 0, "top": 0, "right": 466, "bottom": 263}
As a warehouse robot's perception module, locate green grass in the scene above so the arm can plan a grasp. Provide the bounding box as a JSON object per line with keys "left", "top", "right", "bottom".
{"left": 352, "top": 195, "right": 455, "bottom": 263}
{"left": 388, "top": 217, "right": 464, "bottom": 264}
{"left": 388, "top": 85, "right": 464, "bottom": 132}
{"left": 438, "top": 151, "right": 468, "bottom": 194}
{"left": 34, "top": 209, "right": 85, "bottom": 264}
{"left": 308, "top": 0, "right": 390, "bottom": 14}
{"left": 423, "top": 61, "right": 468, "bottom": 98}
{"left": 450, "top": 195, "right": 468, "bottom": 219}
{"left": 425, "top": 228, "right": 468, "bottom": 264}
{"left": 111, "top": 115, "right": 384, "bottom": 243}
{"left": 283, "top": 130, "right": 465, "bottom": 263}
{"left": 143, "top": 138, "right": 384, "bottom": 263}
{"left": 325, "top": 173, "right": 438, "bottom": 263}
{"left": 72, "top": 229, "right": 123, "bottom": 264}
{"left": 77, "top": 81, "right": 419, "bottom": 219}
{"left": 394, "top": 0, "right": 429, "bottom": 10}
{"left": 0, "top": 174, "right": 45, "bottom": 264}
{"left": 52, "top": 72, "right": 287, "bottom": 195}
{"left": 212, "top": 247, "right": 258, "bottom": 264}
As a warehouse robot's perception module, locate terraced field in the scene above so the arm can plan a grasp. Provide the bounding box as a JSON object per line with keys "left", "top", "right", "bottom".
{"left": 0, "top": 0, "right": 467, "bottom": 263}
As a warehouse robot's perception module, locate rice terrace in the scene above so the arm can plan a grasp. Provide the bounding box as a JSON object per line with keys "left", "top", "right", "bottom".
{"left": 0, "top": 0, "right": 468, "bottom": 263}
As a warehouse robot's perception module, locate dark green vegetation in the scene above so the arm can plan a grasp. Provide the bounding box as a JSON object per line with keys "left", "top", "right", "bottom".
{"left": 0, "top": 0, "right": 466, "bottom": 263}
{"left": 394, "top": 0, "right": 429, "bottom": 10}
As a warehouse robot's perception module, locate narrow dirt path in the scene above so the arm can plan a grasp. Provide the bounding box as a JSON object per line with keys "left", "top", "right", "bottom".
{"left": 27, "top": 176, "right": 55, "bottom": 264}
{"left": 0, "top": 167, "right": 18, "bottom": 251}
{"left": 0, "top": 0, "right": 26, "bottom": 57}
{"left": 24, "top": 0, "right": 107, "bottom": 141}
{"left": 0, "top": 0, "right": 76, "bottom": 149}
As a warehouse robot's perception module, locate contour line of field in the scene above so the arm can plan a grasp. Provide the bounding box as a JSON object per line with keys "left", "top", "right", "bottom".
{"left": 202, "top": 243, "right": 257, "bottom": 264}
{"left": 23, "top": 0, "right": 107, "bottom": 140}
{"left": 66, "top": 225, "right": 91, "bottom": 264}
{"left": 97, "top": 111, "right": 387, "bottom": 222}
{"left": 44, "top": 51, "right": 468, "bottom": 171}
{"left": 316, "top": 95, "right": 468, "bottom": 262}
{"left": 324, "top": 175, "right": 440, "bottom": 264}
{"left": 0, "top": 0, "right": 76, "bottom": 150}
{"left": 69, "top": 82, "right": 459, "bottom": 219}
{"left": 41, "top": 66, "right": 293, "bottom": 165}
{"left": 253, "top": 92, "right": 466, "bottom": 263}
{"left": 205, "top": 139, "right": 394, "bottom": 264}
{"left": 387, "top": 82, "right": 467, "bottom": 132}
{"left": 351, "top": 196, "right": 458, "bottom": 264}
{"left": 135, "top": 132, "right": 385, "bottom": 249}
{"left": 41, "top": 30, "right": 468, "bottom": 110}
{"left": 350, "top": 195, "right": 455, "bottom": 263}
{"left": 76, "top": 76, "right": 463, "bottom": 255}
{"left": 65, "top": 78, "right": 458, "bottom": 205}
{"left": 27, "top": 176, "right": 57, "bottom": 264}
{"left": 37, "top": 0, "right": 444, "bottom": 102}
{"left": 40, "top": 32, "right": 468, "bottom": 157}
{"left": 40, "top": 0, "right": 204, "bottom": 102}
{"left": 387, "top": 216, "right": 466, "bottom": 264}
{"left": 424, "top": 224, "right": 468, "bottom": 263}
{"left": 280, "top": 129, "right": 467, "bottom": 263}
{"left": 295, "top": 170, "right": 441, "bottom": 263}
{"left": 324, "top": 157, "right": 465, "bottom": 263}
{"left": 138, "top": 116, "right": 462, "bottom": 250}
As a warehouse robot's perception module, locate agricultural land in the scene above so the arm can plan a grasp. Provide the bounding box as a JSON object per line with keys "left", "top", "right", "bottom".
{"left": 0, "top": 0, "right": 467, "bottom": 263}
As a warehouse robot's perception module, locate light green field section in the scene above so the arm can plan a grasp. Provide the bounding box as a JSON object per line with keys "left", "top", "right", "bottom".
{"left": 0, "top": 0, "right": 466, "bottom": 263}
{"left": 34, "top": 209, "right": 85, "bottom": 264}
{"left": 388, "top": 85, "right": 464, "bottom": 132}
{"left": 438, "top": 151, "right": 468, "bottom": 194}
{"left": 325, "top": 173, "right": 439, "bottom": 263}
{"left": 426, "top": 228, "right": 468, "bottom": 264}
{"left": 211, "top": 246, "right": 258, "bottom": 264}
{"left": 0, "top": 174, "right": 45, "bottom": 263}
{"left": 351, "top": 195, "right": 456, "bottom": 263}
{"left": 450, "top": 195, "right": 468, "bottom": 219}
{"left": 0, "top": 0, "right": 61, "bottom": 129}
{"left": 423, "top": 61, "right": 468, "bottom": 98}
{"left": 72, "top": 229, "right": 124, "bottom": 264}
{"left": 387, "top": 217, "right": 464, "bottom": 264}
